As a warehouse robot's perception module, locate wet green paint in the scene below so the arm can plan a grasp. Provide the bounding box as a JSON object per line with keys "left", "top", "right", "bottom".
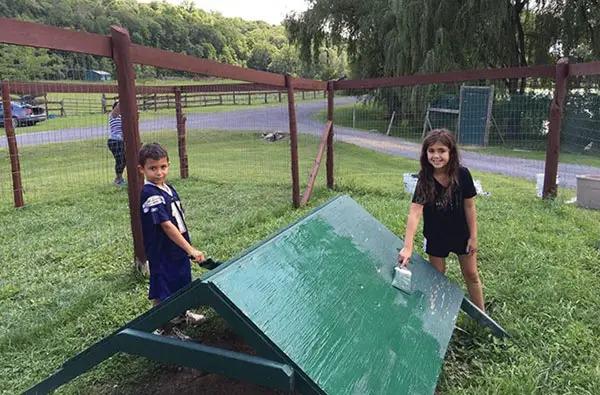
{"left": 209, "top": 196, "right": 464, "bottom": 394}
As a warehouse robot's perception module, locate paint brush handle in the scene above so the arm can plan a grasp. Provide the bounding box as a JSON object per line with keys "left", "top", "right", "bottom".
{"left": 190, "top": 257, "right": 221, "bottom": 270}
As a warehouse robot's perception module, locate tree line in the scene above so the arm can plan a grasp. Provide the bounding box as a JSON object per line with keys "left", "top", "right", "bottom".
{"left": 2, "top": 0, "right": 597, "bottom": 88}
{"left": 0, "top": 0, "right": 348, "bottom": 81}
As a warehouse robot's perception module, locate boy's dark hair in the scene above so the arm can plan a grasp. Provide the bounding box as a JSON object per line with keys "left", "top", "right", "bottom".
{"left": 138, "top": 142, "right": 169, "bottom": 166}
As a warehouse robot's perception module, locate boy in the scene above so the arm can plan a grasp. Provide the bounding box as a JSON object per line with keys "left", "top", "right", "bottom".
{"left": 138, "top": 142, "right": 205, "bottom": 328}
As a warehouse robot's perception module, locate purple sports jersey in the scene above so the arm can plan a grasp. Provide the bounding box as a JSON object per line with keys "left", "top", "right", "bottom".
{"left": 140, "top": 182, "right": 191, "bottom": 301}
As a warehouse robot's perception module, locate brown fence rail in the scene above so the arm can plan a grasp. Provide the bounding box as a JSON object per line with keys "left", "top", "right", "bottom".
{"left": 5, "top": 80, "right": 323, "bottom": 116}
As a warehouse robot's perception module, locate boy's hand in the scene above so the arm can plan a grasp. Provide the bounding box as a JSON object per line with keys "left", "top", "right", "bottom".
{"left": 398, "top": 247, "right": 412, "bottom": 268}
{"left": 466, "top": 238, "right": 478, "bottom": 255}
{"left": 188, "top": 249, "right": 206, "bottom": 263}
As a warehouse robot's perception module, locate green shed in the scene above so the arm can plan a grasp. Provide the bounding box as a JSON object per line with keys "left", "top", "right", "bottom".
{"left": 85, "top": 70, "right": 111, "bottom": 81}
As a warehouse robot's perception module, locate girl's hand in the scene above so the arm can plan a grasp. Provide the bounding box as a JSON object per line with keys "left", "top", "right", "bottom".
{"left": 398, "top": 247, "right": 412, "bottom": 267}
{"left": 466, "top": 238, "right": 478, "bottom": 255}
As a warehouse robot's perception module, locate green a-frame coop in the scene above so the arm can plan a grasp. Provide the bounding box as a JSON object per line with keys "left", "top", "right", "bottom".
{"left": 27, "top": 195, "right": 507, "bottom": 395}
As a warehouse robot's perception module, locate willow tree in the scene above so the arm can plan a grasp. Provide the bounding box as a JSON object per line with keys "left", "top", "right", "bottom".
{"left": 285, "top": 0, "right": 392, "bottom": 79}
{"left": 286, "top": 0, "right": 556, "bottom": 93}
{"left": 555, "top": 0, "right": 600, "bottom": 61}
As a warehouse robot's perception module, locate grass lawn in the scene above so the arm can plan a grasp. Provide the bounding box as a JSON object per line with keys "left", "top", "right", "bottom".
{"left": 1, "top": 130, "right": 600, "bottom": 394}
{"left": 317, "top": 103, "right": 600, "bottom": 169}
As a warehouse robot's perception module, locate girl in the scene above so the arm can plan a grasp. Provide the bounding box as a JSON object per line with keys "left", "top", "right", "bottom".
{"left": 398, "top": 129, "right": 485, "bottom": 311}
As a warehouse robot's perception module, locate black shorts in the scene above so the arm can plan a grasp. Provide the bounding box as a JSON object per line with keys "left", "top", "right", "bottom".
{"left": 424, "top": 235, "right": 469, "bottom": 258}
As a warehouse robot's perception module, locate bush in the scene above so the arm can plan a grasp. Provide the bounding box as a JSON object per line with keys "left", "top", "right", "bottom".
{"left": 490, "top": 92, "right": 552, "bottom": 148}
{"left": 562, "top": 92, "right": 600, "bottom": 154}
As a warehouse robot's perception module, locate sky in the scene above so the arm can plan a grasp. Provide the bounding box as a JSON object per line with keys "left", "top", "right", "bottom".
{"left": 140, "top": 0, "right": 310, "bottom": 25}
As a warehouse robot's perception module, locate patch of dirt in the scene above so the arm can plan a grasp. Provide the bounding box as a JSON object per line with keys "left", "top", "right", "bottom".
{"left": 127, "top": 368, "right": 287, "bottom": 395}
{"left": 112, "top": 317, "right": 297, "bottom": 395}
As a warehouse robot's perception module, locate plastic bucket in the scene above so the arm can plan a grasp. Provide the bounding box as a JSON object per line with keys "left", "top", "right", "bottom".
{"left": 403, "top": 173, "right": 418, "bottom": 194}
{"left": 537, "top": 173, "right": 560, "bottom": 197}
{"left": 576, "top": 174, "right": 600, "bottom": 209}
{"left": 474, "top": 179, "right": 483, "bottom": 195}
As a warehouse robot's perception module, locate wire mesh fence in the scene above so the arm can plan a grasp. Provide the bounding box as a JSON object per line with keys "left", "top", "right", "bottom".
{"left": 336, "top": 79, "right": 557, "bottom": 146}
{"left": 0, "top": 133, "right": 10, "bottom": 203}
{"left": 564, "top": 75, "right": 600, "bottom": 157}
{"left": 3, "top": 71, "right": 599, "bottom": 210}
{"left": 330, "top": 77, "right": 572, "bottom": 196}
{"left": 0, "top": 62, "right": 118, "bottom": 209}
{"left": 0, "top": 56, "right": 330, "bottom": 209}
{"left": 2, "top": 20, "right": 600, "bottom": 213}
{"left": 134, "top": 69, "right": 328, "bottom": 199}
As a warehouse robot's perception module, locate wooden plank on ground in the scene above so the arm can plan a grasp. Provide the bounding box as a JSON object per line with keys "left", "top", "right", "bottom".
{"left": 301, "top": 121, "right": 332, "bottom": 206}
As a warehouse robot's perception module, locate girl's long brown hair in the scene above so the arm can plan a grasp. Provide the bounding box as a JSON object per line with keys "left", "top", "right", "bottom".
{"left": 414, "top": 129, "right": 461, "bottom": 205}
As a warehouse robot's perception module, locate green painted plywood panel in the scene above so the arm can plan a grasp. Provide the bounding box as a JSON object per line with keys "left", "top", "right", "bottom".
{"left": 208, "top": 196, "right": 464, "bottom": 395}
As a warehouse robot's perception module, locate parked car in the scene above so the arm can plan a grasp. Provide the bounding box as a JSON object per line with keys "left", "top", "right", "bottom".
{"left": 0, "top": 101, "right": 47, "bottom": 128}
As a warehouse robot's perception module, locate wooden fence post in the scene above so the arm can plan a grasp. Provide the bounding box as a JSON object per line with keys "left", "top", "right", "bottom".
{"left": 543, "top": 58, "right": 569, "bottom": 199}
{"left": 285, "top": 74, "right": 300, "bottom": 208}
{"left": 326, "top": 81, "right": 335, "bottom": 189}
{"left": 175, "top": 87, "right": 189, "bottom": 179}
{"left": 111, "top": 26, "right": 146, "bottom": 268}
{"left": 1, "top": 81, "right": 24, "bottom": 207}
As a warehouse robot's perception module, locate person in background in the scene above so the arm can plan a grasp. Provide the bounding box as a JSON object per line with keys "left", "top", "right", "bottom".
{"left": 107, "top": 101, "right": 126, "bottom": 186}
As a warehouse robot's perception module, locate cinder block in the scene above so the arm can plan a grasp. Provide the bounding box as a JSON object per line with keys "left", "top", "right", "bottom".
{"left": 576, "top": 174, "right": 600, "bottom": 209}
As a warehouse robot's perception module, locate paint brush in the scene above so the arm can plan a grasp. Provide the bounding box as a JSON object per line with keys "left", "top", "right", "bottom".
{"left": 189, "top": 256, "right": 221, "bottom": 270}
{"left": 392, "top": 265, "right": 413, "bottom": 294}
